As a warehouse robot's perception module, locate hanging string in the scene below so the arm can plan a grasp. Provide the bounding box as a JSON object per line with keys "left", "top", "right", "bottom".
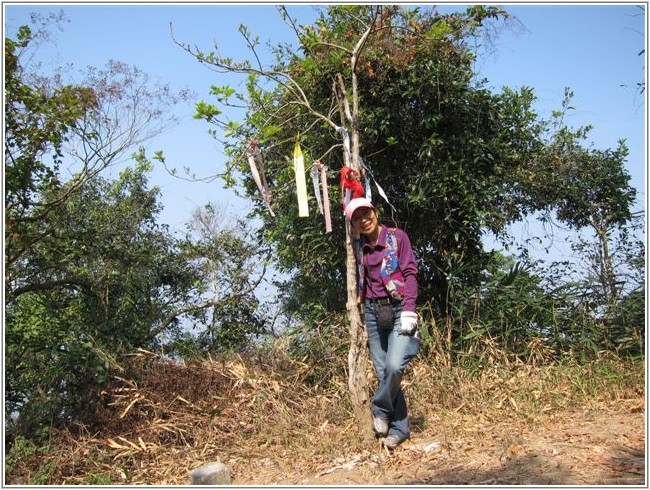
{"left": 362, "top": 160, "right": 397, "bottom": 215}
{"left": 335, "top": 126, "right": 353, "bottom": 165}
{"left": 246, "top": 140, "right": 275, "bottom": 217}
{"left": 310, "top": 164, "right": 323, "bottom": 215}
{"left": 320, "top": 162, "right": 332, "bottom": 233}
{"left": 360, "top": 156, "right": 372, "bottom": 201}
{"left": 335, "top": 126, "right": 395, "bottom": 218}
{"left": 311, "top": 160, "right": 332, "bottom": 233}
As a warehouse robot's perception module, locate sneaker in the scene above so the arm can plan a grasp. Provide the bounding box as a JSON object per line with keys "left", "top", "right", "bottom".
{"left": 383, "top": 434, "right": 407, "bottom": 450}
{"left": 373, "top": 416, "right": 389, "bottom": 436}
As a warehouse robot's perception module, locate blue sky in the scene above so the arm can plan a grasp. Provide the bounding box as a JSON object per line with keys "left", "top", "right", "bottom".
{"left": 4, "top": 3, "right": 647, "bottom": 262}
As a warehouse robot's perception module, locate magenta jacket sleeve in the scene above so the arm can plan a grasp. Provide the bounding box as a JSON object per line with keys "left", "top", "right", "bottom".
{"left": 396, "top": 228, "right": 419, "bottom": 312}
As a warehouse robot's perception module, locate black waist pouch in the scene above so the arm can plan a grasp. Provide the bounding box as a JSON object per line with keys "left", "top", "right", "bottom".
{"left": 376, "top": 304, "right": 395, "bottom": 330}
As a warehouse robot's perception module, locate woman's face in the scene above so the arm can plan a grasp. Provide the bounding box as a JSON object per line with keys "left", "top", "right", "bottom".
{"left": 351, "top": 207, "right": 379, "bottom": 235}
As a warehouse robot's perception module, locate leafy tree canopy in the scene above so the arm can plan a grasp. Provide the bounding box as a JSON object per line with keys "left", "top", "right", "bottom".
{"left": 187, "top": 5, "right": 637, "bottom": 319}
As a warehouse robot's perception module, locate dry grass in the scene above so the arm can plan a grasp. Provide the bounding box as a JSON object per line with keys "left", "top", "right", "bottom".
{"left": 5, "top": 346, "right": 644, "bottom": 485}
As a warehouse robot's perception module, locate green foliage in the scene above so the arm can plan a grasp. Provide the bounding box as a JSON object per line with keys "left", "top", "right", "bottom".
{"left": 185, "top": 6, "right": 642, "bottom": 362}
{"left": 82, "top": 471, "right": 115, "bottom": 485}
{"left": 566, "top": 213, "right": 645, "bottom": 355}
{"left": 168, "top": 203, "right": 270, "bottom": 356}
{"left": 6, "top": 162, "right": 180, "bottom": 437}
{"left": 5, "top": 26, "right": 97, "bottom": 271}
{"left": 5, "top": 23, "right": 268, "bottom": 446}
{"left": 607, "top": 289, "right": 645, "bottom": 357}
{"left": 530, "top": 91, "right": 636, "bottom": 232}
{"left": 5, "top": 435, "right": 56, "bottom": 484}
{"left": 426, "top": 252, "right": 554, "bottom": 362}
{"left": 189, "top": 5, "right": 549, "bottom": 320}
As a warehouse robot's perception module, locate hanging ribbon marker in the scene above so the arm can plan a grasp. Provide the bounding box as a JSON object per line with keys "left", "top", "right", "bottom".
{"left": 310, "top": 165, "right": 323, "bottom": 215}
{"left": 364, "top": 161, "right": 397, "bottom": 214}
{"left": 293, "top": 139, "right": 309, "bottom": 217}
{"left": 361, "top": 157, "right": 372, "bottom": 202}
{"left": 311, "top": 161, "right": 332, "bottom": 233}
{"left": 320, "top": 163, "right": 332, "bottom": 233}
{"left": 335, "top": 126, "right": 352, "bottom": 165}
{"left": 247, "top": 140, "right": 275, "bottom": 217}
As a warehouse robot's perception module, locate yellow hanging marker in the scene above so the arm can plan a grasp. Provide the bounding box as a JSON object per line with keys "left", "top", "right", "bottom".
{"left": 293, "top": 139, "right": 309, "bottom": 217}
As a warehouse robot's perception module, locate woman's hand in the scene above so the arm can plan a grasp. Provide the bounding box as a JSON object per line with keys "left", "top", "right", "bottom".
{"left": 399, "top": 311, "right": 418, "bottom": 335}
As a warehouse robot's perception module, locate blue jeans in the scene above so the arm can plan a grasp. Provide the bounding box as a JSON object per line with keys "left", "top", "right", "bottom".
{"left": 364, "top": 301, "right": 421, "bottom": 440}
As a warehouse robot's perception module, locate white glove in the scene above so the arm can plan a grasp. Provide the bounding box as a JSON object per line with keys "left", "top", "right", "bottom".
{"left": 399, "top": 311, "right": 418, "bottom": 335}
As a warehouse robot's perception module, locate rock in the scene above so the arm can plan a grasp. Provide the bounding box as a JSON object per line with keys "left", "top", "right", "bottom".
{"left": 189, "top": 461, "right": 232, "bottom": 485}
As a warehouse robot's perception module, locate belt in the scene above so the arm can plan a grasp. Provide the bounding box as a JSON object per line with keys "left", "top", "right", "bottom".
{"left": 365, "top": 297, "right": 394, "bottom": 306}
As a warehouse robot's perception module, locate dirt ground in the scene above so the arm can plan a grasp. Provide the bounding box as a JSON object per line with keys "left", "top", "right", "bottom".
{"left": 228, "top": 400, "right": 645, "bottom": 486}
{"left": 9, "top": 356, "right": 643, "bottom": 486}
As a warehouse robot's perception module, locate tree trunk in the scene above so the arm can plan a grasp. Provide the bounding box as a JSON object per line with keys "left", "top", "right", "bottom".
{"left": 345, "top": 222, "right": 373, "bottom": 440}
{"left": 596, "top": 225, "right": 617, "bottom": 307}
{"left": 334, "top": 67, "right": 373, "bottom": 439}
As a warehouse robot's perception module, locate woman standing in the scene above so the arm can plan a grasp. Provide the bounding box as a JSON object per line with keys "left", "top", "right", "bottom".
{"left": 345, "top": 197, "right": 421, "bottom": 449}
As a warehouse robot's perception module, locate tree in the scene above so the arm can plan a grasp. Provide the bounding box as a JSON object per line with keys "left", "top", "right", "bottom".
{"left": 176, "top": 5, "right": 527, "bottom": 434}
{"left": 5, "top": 23, "right": 191, "bottom": 307}
{"left": 5, "top": 159, "right": 194, "bottom": 440}
{"left": 5, "top": 22, "right": 264, "bottom": 443}
{"left": 179, "top": 4, "right": 640, "bottom": 431}
{"left": 569, "top": 210, "right": 644, "bottom": 352}
{"left": 162, "top": 202, "right": 270, "bottom": 356}
{"left": 5, "top": 26, "right": 97, "bottom": 289}
{"left": 515, "top": 90, "right": 637, "bottom": 314}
